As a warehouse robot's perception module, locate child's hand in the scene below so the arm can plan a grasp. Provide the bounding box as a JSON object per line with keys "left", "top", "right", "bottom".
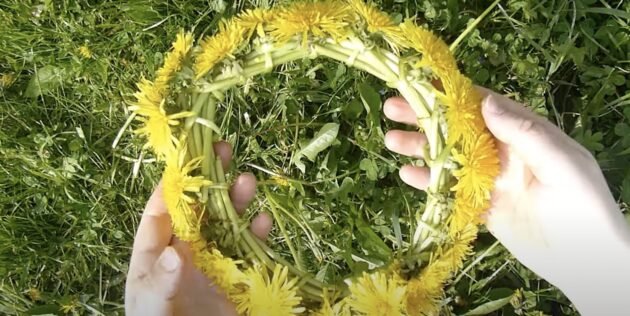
{"left": 384, "top": 89, "right": 630, "bottom": 315}
{"left": 125, "top": 142, "right": 271, "bottom": 316}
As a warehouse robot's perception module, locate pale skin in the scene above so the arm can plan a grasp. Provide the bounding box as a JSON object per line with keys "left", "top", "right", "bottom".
{"left": 126, "top": 90, "right": 630, "bottom": 315}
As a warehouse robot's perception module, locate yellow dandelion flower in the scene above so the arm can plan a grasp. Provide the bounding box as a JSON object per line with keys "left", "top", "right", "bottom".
{"left": 269, "top": 1, "right": 351, "bottom": 46}
{"left": 348, "top": 0, "right": 406, "bottom": 47}
{"left": 271, "top": 175, "right": 289, "bottom": 186}
{"left": 407, "top": 223, "right": 479, "bottom": 315}
{"left": 194, "top": 20, "right": 245, "bottom": 79}
{"left": 156, "top": 30, "right": 194, "bottom": 90}
{"left": 26, "top": 288, "right": 41, "bottom": 301}
{"left": 349, "top": 0, "right": 394, "bottom": 32}
{"left": 405, "top": 281, "right": 440, "bottom": 316}
{"left": 232, "top": 264, "right": 305, "bottom": 316}
{"left": 332, "top": 300, "right": 353, "bottom": 316}
{"left": 192, "top": 241, "right": 246, "bottom": 293}
{"left": 439, "top": 223, "right": 477, "bottom": 271}
{"left": 162, "top": 145, "right": 211, "bottom": 241}
{"left": 173, "top": 30, "right": 194, "bottom": 56}
{"left": 451, "top": 133, "right": 500, "bottom": 209}
{"left": 237, "top": 8, "right": 277, "bottom": 38}
{"left": 405, "top": 258, "right": 451, "bottom": 316}
{"left": 0, "top": 73, "right": 16, "bottom": 88}
{"left": 78, "top": 45, "right": 92, "bottom": 58}
{"left": 441, "top": 70, "right": 486, "bottom": 145}
{"left": 347, "top": 271, "right": 407, "bottom": 315}
{"left": 130, "top": 79, "right": 192, "bottom": 157}
{"left": 448, "top": 194, "right": 483, "bottom": 237}
{"left": 312, "top": 290, "right": 335, "bottom": 316}
{"left": 313, "top": 294, "right": 352, "bottom": 316}
{"left": 60, "top": 299, "right": 79, "bottom": 313}
{"left": 399, "top": 20, "right": 456, "bottom": 76}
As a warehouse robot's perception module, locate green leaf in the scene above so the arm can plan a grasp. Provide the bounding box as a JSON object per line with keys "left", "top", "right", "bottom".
{"left": 120, "top": 2, "right": 161, "bottom": 23}
{"left": 354, "top": 215, "right": 392, "bottom": 262}
{"left": 464, "top": 291, "right": 515, "bottom": 315}
{"left": 583, "top": 7, "right": 630, "bottom": 20}
{"left": 330, "top": 177, "right": 355, "bottom": 202}
{"left": 614, "top": 123, "right": 630, "bottom": 147}
{"left": 25, "top": 65, "right": 65, "bottom": 98}
{"left": 359, "top": 158, "right": 378, "bottom": 181}
{"left": 292, "top": 123, "right": 339, "bottom": 173}
{"left": 26, "top": 303, "right": 60, "bottom": 315}
{"left": 358, "top": 83, "right": 382, "bottom": 130}
{"left": 573, "top": 129, "right": 604, "bottom": 153}
{"left": 343, "top": 99, "right": 364, "bottom": 119}
{"left": 358, "top": 83, "right": 381, "bottom": 114}
{"left": 622, "top": 175, "right": 630, "bottom": 205}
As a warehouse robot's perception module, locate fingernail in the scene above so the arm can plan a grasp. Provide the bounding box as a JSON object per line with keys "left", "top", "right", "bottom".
{"left": 159, "top": 247, "right": 180, "bottom": 272}
{"left": 482, "top": 94, "right": 505, "bottom": 116}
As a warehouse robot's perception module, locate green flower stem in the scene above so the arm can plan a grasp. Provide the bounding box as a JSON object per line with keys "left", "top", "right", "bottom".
{"left": 192, "top": 121, "right": 204, "bottom": 158}
{"left": 250, "top": 237, "right": 330, "bottom": 299}
{"left": 202, "top": 96, "right": 217, "bottom": 180}
{"left": 197, "top": 48, "right": 311, "bottom": 94}
{"left": 366, "top": 50, "right": 449, "bottom": 246}
{"left": 265, "top": 191, "right": 322, "bottom": 259}
{"left": 212, "top": 158, "right": 326, "bottom": 300}
{"left": 192, "top": 43, "right": 334, "bottom": 299}
{"left": 200, "top": 96, "right": 239, "bottom": 255}
{"left": 450, "top": 0, "right": 501, "bottom": 52}
{"left": 210, "top": 147, "right": 323, "bottom": 289}
{"left": 395, "top": 66, "right": 431, "bottom": 119}
{"left": 185, "top": 92, "right": 210, "bottom": 131}
{"left": 213, "top": 159, "right": 248, "bottom": 247}
{"left": 242, "top": 40, "right": 300, "bottom": 62}
{"left": 299, "top": 39, "right": 452, "bottom": 253}
{"left": 192, "top": 36, "right": 453, "bottom": 300}
{"left": 263, "top": 187, "right": 305, "bottom": 272}
{"left": 186, "top": 94, "right": 198, "bottom": 158}
{"left": 311, "top": 43, "right": 392, "bottom": 82}
{"left": 196, "top": 96, "right": 225, "bottom": 221}
{"left": 340, "top": 37, "right": 400, "bottom": 81}
{"left": 394, "top": 77, "right": 449, "bottom": 253}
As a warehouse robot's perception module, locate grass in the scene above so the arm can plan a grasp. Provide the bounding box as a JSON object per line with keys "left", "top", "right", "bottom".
{"left": 1, "top": 0, "right": 629, "bottom": 315}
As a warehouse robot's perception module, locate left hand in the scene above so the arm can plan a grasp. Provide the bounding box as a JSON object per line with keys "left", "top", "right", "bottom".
{"left": 125, "top": 142, "right": 273, "bottom": 316}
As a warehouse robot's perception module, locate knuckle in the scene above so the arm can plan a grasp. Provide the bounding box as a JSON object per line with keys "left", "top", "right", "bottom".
{"left": 517, "top": 117, "right": 540, "bottom": 135}
{"left": 516, "top": 118, "right": 553, "bottom": 145}
{"left": 132, "top": 269, "right": 149, "bottom": 283}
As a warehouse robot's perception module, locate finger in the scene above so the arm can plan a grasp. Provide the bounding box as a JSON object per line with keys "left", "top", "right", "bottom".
{"left": 214, "top": 141, "right": 232, "bottom": 171}
{"left": 250, "top": 212, "right": 273, "bottom": 240}
{"left": 151, "top": 246, "right": 184, "bottom": 300}
{"left": 128, "top": 246, "right": 183, "bottom": 316}
{"left": 385, "top": 130, "right": 427, "bottom": 158}
{"left": 170, "top": 236, "right": 193, "bottom": 262}
{"left": 230, "top": 173, "right": 257, "bottom": 214}
{"left": 399, "top": 165, "right": 430, "bottom": 190}
{"left": 129, "top": 183, "right": 173, "bottom": 276}
{"left": 384, "top": 97, "right": 419, "bottom": 126}
{"left": 481, "top": 92, "right": 576, "bottom": 184}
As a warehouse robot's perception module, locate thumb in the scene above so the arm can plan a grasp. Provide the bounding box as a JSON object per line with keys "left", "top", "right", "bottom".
{"left": 128, "top": 247, "right": 183, "bottom": 316}
{"left": 481, "top": 92, "right": 570, "bottom": 183}
{"left": 151, "top": 246, "right": 184, "bottom": 300}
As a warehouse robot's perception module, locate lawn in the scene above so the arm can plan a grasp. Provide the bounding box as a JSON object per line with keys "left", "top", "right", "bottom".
{"left": 1, "top": 0, "right": 629, "bottom": 315}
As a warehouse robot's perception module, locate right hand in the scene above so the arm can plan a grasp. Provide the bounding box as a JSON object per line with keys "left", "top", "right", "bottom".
{"left": 383, "top": 89, "right": 630, "bottom": 315}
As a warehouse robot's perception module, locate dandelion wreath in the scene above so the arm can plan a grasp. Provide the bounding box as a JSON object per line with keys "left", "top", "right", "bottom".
{"left": 127, "top": 1, "right": 500, "bottom": 315}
